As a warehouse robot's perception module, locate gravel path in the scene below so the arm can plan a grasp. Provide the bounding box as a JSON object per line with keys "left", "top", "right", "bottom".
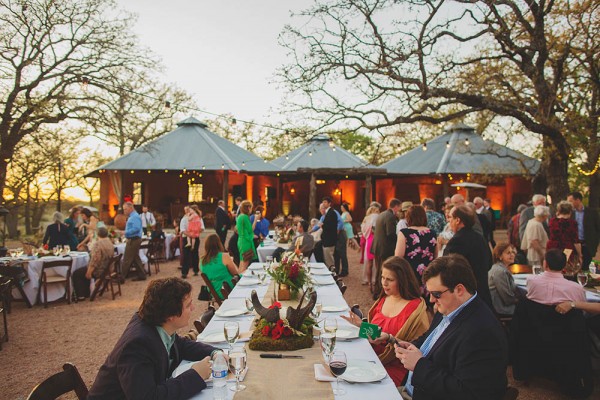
{"left": 0, "top": 231, "right": 597, "bottom": 399}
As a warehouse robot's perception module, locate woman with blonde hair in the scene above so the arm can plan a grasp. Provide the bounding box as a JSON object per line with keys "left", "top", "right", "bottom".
{"left": 236, "top": 200, "right": 256, "bottom": 272}
{"left": 361, "top": 203, "right": 380, "bottom": 290}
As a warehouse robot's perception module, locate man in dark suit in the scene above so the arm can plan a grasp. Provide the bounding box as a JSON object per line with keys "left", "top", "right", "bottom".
{"left": 444, "top": 205, "right": 493, "bottom": 309}
{"left": 88, "top": 278, "right": 217, "bottom": 400}
{"left": 395, "top": 254, "right": 508, "bottom": 400}
{"left": 371, "top": 198, "right": 401, "bottom": 298}
{"left": 321, "top": 196, "right": 338, "bottom": 270}
{"left": 568, "top": 191, "right": 600, "bottom": 270}
{"left": 214, "top": 200, "right": 231, "bottom": 247}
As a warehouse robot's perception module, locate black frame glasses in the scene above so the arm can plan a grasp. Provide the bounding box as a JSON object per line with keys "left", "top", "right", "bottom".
{"left": 429, "top": 288, "right": 451, "bottom": 299}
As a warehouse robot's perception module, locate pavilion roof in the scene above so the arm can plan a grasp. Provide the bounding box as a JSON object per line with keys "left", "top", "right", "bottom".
{"left": 271, "top": 134, "right": 379, "bottom": 172}
{"left": 91, "top": 117, "right": 279, "bottom": 174}
{"left": 380, "top": 123, "right": 540, "bottom": 175}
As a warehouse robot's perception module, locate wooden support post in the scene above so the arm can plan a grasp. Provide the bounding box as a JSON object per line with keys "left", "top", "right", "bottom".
{"left": 365, "top": 175, "right": 372, "bottom": 208}
{"left": 222, "top": 170, "right": 229, "bottom": 204}
{"left": 309, "top": 173, "right": 317, "bottom": 219}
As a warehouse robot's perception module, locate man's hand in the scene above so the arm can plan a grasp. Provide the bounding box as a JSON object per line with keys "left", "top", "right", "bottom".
{"left": 395, "top": 343, "right": 423, "bottom": 371}
{"left": 191, "top": 356, "right": 212, "bottom": 380}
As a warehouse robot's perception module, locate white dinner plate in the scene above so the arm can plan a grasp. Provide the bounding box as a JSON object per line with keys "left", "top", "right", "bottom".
{"left": 215, "top": 308, "right": 247, "bottom": 317}
{"left": 198, "top": 330, "right": 226, "bottom": 343}
{"left": 308, "top": 263, "right": 327, "bottom": 269}
{"left": 311, "top": 269, "right": 332, "bottom": 276}
{"left": 336, "top": 327, "right": 359, "bottom": 340}
{"left": 312, "top": 276, "right": 335, "bottom": 285}
{"left": 322, "top": 305, "right": 348, "bottom": 313}
{"left": 342, "top": 360, "right": 387, "bottom": 383}
{"left": 249, "top": 263, "right": 265, "bottom": 270}
{"left": 237, "top": 279, "right": 260, "bottom": 286}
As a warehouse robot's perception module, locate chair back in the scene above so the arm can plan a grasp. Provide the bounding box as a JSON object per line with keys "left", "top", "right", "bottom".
{"left": 26, "top": 363, "right": 88, "bottom": 400}
{"left": 508, "top": 264, "right": 532, "bottom": 274}
{"left": 231, "top": 274, "right": 241, "bottom": 287}
{"left": 350, "top": 304, "right": 364, "bottom": 320}
{"left": 220, "top": 281, "right": 232, "bottom": 300}
{"left": 193, "top": 305, "right": 216, "bottom": 334}
{"left": 200, "top": 273, "right": 223, "bottom": 305}
{"left": 41, "top": 259, "right": 74, "bottom": 277}
{"left": 336, "top": 279, "right": 347, "bottom": 295}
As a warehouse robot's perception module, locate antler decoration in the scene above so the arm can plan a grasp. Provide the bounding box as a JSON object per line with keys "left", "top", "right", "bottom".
{"left": 251, "top": 290, "right": 280, "bottom": 323}
{"left": 286, "top": 290, "right": 317, "bottom": 330}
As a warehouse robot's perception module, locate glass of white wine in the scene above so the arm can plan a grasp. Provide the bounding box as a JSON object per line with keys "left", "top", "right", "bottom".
{"left": 15, "top": 247, "right": 23, "bottom": 258}
{"left": 224, "top": 321, "right": 240, "bottom": 351}
{"left": 229, "top": 346, "right": 247, "bottom": 392}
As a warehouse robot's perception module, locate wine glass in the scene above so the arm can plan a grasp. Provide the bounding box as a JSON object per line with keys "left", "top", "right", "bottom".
{"left": 313, "top": 302, "right": 322, "bottom": 320}
{"left": 245, "top": 298, "right": 254, "bottom": 313}
{"left": 229, "top": 346, "right": 247, "bottom": 392}
{"left": 63, "top": 245, "right": 70, "bottom": 255}
{"left": 324, "top": 317, "right": 338, "bottom": 335}
{"left": 320, "top": 331, "right": 336, "bottom": 363}
{"left": 258, "top": 272, "right": 267, "bottom": 285}
{"left": 224, "top": 322, "right": 240, "bottom": 351}
{"left": 532, "top": 263, "right": 542, "bottom": 275}
{"left": 329, "top": 350, "right": 347, "bottom": 395}
{"left": 8, "top": 249, "right": 17, "bottom": 258}
{"left": 31, "top": 248, "right": 39, "bottom": 257}
{"left": 577, "top": 272, "right": 588, "bottom": 287}
{"left": 15, "top": 247, "right": 24, "bottom": 258}
{"left": 266, "top": 256, "right": 273, "bottom": 269}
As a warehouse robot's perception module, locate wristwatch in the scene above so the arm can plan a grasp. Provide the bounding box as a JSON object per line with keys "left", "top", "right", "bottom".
{"left": 570, "top": 302, "right": 576, "bottom": 309}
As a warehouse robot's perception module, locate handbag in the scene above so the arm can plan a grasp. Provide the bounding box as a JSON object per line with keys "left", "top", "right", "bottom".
{"left": 197, "top": 285, "right": 211, "bottom": 301}
{"left": 242, "top": 249, "right": 255, "bottom": 262}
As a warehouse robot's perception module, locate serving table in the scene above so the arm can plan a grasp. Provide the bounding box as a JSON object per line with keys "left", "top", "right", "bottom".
{"left": 186, "top": 262, "right": 401, "bottom": 399}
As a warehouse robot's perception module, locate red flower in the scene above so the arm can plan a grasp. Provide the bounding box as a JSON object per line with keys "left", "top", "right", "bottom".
{"left": 43, "top": 244, "right": 48, "bottom": 250}
{"left": 283, "top": 327, "right": 293, "bottom": 337}
{"left": 271, "top": 325, "right": 283, "bottom": 340}
{"left": 289, "top": 264, "right": 299, "bottom": 279}
{"left": 269, "top": 301, "right": 282, "bottom": 310}
{"left": 276, "top": 319, "right": 284, "bottom": 328}
{"left": 261, "top": 325, "right": 271, "bottom": 337}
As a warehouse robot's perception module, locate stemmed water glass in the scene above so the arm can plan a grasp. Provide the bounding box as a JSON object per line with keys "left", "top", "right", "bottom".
{"left": 245, "top": 298, "right": 254, "bottom": 313}
{"left": 224, "top": 321, "right": 240, "bottom": 351}
{"left": 313, "top": 302, "right": 322, "bottom": 320}
{"left": 577, "top": 272, "right": 588, "bottom": 287}
{"left": 8, "top": 248, "right": 17, "bottom": 258}
{"left": 320, "top": 318, "right": 337, "bottom": 363}
{"left": 15, "top": 247, "right": 24, "bottom": 258}
{"left": 229, "top": 346, "right": 247, "bottom": 392}
{"left": 329, "top": 350, "right": 347, "bottom": 395}
{"left": 266, "top": 255, "right": 274, "bottom": 270}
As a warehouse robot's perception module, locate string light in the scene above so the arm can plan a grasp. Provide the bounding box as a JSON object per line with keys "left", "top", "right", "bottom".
{"left": 570, "top": 153, "right": 600, "bottom": 176}
{"left": 446, "top": 141, "right": 450, "bottom": 148}
{"left": 81, "top": 76, "right": 89, "bottom": 90}
{"left": 465, "top": 138, "right": 470, "bottom": 146}
{"left": 164, "top": 101, "right": 171, "bottom": 109}
{"left": 422, "top": 143, "right": 427, "bottom": 151}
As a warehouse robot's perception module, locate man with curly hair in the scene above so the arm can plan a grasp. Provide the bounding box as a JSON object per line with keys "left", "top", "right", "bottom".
{"left": 88, "top": 278, "right": 218, "bottom": 399}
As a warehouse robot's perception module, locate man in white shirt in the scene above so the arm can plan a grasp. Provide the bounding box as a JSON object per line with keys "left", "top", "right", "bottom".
{"left": 178, "top": 206, "right": 190, "bottom": 268}
{"left": 141, "top": 205, "right": 156, "bottom": 236}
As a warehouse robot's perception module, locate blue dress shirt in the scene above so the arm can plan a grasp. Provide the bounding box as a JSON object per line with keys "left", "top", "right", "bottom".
{"left": 125, "top": 210, "right": 143, "bottom": 238}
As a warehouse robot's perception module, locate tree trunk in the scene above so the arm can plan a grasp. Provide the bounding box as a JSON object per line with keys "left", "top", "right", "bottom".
{"left": 6, "top": 208, "right": 19, "bottom": 238}
{"left": 589, "top": 173, "right": 600, "bottom": 209}
{"left": 24, "top": 188, "right": 31, "bottom": 235}
{"left": 32, "top": 203, "right": 46, "bottom": 231}
{"left": 540, "top": 135, "right": 570, "bottom": 203}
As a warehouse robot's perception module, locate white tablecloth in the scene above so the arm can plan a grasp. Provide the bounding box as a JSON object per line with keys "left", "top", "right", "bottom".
{"left": 164, "top": 233, "right": 175, "bottom": 259}
{"left": 11, "top": 253, "right": 90, "bottom": 305}
{"left": 188, "top": 262, "right": 401, "bottom": 400}
{"left": 114, "top": 242, "right": 148, "bottom": 266}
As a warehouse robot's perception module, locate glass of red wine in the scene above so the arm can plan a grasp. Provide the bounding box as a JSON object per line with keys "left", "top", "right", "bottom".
{"left": 329, "top": 350, "right": 347, "bottom": 395}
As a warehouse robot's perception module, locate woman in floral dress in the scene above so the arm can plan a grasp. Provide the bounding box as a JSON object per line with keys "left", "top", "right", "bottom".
{"left": 395, "top": 205, "right": 438, "bottom": 285}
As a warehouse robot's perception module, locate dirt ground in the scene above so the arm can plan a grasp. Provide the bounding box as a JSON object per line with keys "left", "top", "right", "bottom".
{"left": 0, "top": 230, "right": 598, "bottom": 399}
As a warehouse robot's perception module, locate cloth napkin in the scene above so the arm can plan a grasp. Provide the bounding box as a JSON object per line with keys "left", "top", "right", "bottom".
{"left": 314, "top": 363, "right": 336, "bottom": 382}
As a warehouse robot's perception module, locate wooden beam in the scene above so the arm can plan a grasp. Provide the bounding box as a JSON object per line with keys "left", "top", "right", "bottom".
{"left": 365, "top": 175, "right": 372, "bottom": 208}
{"left": 222, "top": 170, "right": 229, "bottom": 204}
{"left": 309, "top": 173, "right": 317, "bottom": 219}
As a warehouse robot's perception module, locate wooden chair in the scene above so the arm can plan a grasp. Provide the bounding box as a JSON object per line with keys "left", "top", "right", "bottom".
{"left": 37, "top": 259, "right": 74, "bottom": 308}
{"left": 139, "top": 242, "right": 152, "bottom": 276}
{"left": 90, "top": 254, "right": 123, "bottom": 301}
{"left": 336, "top": 279, "right": 347, "bottom": 295}
{"left": 200, "top": 273, "right": 223, "bottom": 306}
{"left": 220, "top": 281, "right": 232, "bottom": 300}
{"left": 0, "top": 279, "right": 10, "bottom": 350}
{"left": 146, "top": 238, "right": 164, "bottom": 274}
{"left": 231, "top": 274, "right": 241, "bottom": 287}
{"left": 26, "top": 363, "right": 88, "bottom": 400}
{"left": 193, "top": 305, "right": 216, "bottom": 334}
{"left": 508, "top": 264, "right": 532, "bottom": 274}
{"left": 0, "top": 261, "right": 32, "bottom": 310}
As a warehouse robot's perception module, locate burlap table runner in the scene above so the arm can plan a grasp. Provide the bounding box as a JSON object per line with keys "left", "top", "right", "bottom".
{"left": 234, "top": 280, "right": 334, "bottom": 399}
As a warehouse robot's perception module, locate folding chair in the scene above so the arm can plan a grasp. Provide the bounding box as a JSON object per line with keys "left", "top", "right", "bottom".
{"left": 37, "top": 259, "right": 74, "bottom": 308}
{"left": 26, "top": 363, "right": 88, "bottom": 400}
{"left": 200, "top": 273, "right": 223, "bottom": 306}
{"left": 0, "top": 279, "right": 10, "bottom": 349}
{"left": 90, "top": 254, "right": 123, "bottom": 301}
{"left": 193, "top": 305, "right": 216, "bottom": 335}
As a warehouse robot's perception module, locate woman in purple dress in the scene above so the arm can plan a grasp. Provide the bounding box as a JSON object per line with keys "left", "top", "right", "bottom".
{"left": 395, "top": 205, "right": 438, "bottom": 285}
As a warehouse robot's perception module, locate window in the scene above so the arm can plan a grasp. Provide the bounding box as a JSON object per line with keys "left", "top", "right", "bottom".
{"left": 132, "top": 182, "right": 143, "bottom": 205}
{"left": 188, "top": 183, "right": 203, "bottom": 203}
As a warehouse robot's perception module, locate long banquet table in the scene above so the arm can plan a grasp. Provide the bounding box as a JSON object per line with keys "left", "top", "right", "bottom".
{"left": 7, "top": 252, "right": 90, "bottom": 305}
{"left": 185, "top": 262, "right": 401, "bottom": 399}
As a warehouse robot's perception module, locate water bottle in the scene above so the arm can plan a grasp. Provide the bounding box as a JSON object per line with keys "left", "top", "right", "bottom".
{"left": 590, "top": 261, "right": 597, "bottom": 275}
{"left": 212, "top": 351, "right": 228, "bottom": 400}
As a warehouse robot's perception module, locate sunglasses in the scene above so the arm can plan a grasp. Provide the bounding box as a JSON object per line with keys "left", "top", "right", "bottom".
{"left": 429, "top": 288, "right": 451, "bottom": 299}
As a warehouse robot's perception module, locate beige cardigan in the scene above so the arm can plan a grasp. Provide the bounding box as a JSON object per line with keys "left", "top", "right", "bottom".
{"left": 368, "top": 297, "right": 430, "bottom": 365}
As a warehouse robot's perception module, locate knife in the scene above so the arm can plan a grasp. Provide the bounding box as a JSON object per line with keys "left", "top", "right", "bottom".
{"left": 259, "top": 353, "right": 304, "bottom": 359}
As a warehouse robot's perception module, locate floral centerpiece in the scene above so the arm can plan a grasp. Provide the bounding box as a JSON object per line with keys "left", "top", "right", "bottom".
{"left": 268, "top": 251, "right": 309, "bottom": 300}
{"left": 248, "top": 291, "right": 317, "bottom": 351}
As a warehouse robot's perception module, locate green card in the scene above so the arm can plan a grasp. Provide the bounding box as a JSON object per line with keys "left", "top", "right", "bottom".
{"left": 359, "top": 321, "right": 382, "bottom": 339}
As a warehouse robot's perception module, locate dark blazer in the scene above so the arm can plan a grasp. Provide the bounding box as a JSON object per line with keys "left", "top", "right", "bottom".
{"left": 321, "top": 208, "right": 338, "bottom": 247}
{"left": 371, "top": 209, "right": 398, "bottom": 260}
{"left": 444, "top": 227, "right": 493, "bottom": 308}
{"left": 215, "top": 206, "right": 231, "bottom": 233}
{"left": 88, "top": 313, "right": 216, "bottom": 400}
{"left": 580, "top": 207, "right": 600, "bottom": 257}
{"left": 42, "top": 222, "right": 71, "bottom": 249}
{"left": 411, "top": 296, "right": 508, "bottom": 400}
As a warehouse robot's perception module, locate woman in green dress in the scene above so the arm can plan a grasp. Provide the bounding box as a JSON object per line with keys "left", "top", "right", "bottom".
{"left": 201, "top": 234, "right": 240, "bottom": 299}
{"left": 236, "top": 200, "right": 256, "bottom": 272}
